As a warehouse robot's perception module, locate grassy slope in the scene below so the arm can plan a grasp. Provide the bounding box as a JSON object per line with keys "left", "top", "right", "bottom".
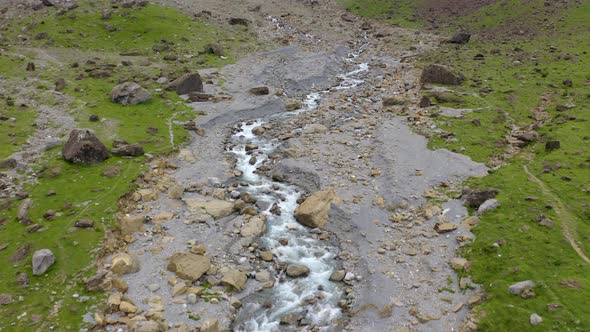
{"left": 339, "top": 0, "right": 590, "bottom": 330}
{"left": 0, "top": 2, "right": 256, "bottom": 330}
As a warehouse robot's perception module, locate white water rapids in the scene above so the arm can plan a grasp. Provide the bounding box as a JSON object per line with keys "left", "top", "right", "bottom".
{"left": 231, "top": 45, "right": 369, "bottom": 332}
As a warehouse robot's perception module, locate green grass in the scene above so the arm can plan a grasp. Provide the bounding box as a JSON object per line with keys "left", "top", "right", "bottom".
{"left": 0, "top": 1, "right": 258, "bottom": 330}
{"left": 431, "top": 2, "right": 590, "bottom": 330}
{"left": 338, "top": 0, "right": 422, "bottom": 28}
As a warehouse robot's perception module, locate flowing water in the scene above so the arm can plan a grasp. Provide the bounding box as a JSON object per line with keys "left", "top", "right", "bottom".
{"left": 231, "top": 41, "right": 369, "bottom": 332}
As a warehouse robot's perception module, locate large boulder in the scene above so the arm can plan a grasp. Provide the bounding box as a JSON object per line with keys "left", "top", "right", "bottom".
{"left": 220, "top": 269, "right": 247, "bottom": 291}
{"left": 167, "top": 252, "right": 211, "bottom": 282}
{"left": 62, "top": 129, "right": 109, "bottom": 164}
{"left": 32, "top": 249, "right": 56, "bottom": 275}
{"left": 166, "top": 73, "right": 203, "bottom": 95}
{"left": 110, "top": 82, "right": 152, "bottom": 105}
{"left": 294, "top": 189, "right": 336, "bottom": 228}
{"left": 420, "top": 64, "right": 465, "bottom": 85}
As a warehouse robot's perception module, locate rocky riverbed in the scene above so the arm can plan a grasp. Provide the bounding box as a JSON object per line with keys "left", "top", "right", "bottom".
{"left": 83, "top": 1, "right": 493, "bottom": 331}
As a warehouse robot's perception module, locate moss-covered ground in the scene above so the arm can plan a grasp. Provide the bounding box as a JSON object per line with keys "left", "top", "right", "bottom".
{"left": 339, "top": 0, "right": 590, "bottom": 330}
{"left": 0, "top": 1, "right": 258, "bottom": 330}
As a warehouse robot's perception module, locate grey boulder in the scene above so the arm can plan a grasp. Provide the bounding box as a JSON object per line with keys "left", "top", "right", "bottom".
{"left": 110, "top": 82, "right": 152, "bottom": 105}
{"left": 32, "top": 249, "right": 56, "bottom": 275}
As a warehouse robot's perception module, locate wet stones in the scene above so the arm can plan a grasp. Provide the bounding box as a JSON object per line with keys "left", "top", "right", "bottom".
{"left": 286, "top": 264, "right": 310, "bottom": 278}
{"left": 329, "top": 270, "right": 346, "bottom": 282}
{"left": 420, "top": 64, "right": 465, "bottom": 85}
{"left": 62, "top": 129, "right": 109, "bottom": 164}
{"left": 32, "top": 249, "right": 56, "bottom": 275}
{"left": 110, "top": 82, "right": 152, "bottom": 105}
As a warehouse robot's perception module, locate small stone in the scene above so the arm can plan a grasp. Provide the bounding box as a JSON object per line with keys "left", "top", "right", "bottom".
{"left": 259, "top": 251, "right": 273, "bottom": 262}
{"left": 119, "top": 301, "right": 137, "bottom": 313}
{"left": 435, "top": 223, "right": 457, "bottom": 233}
{"left": 530, "top": 313, "right": 543, "bottom": 325}
{"left": 329, "top": 270, "right": 346, "bottom": 281}
{"left": 286, "top": 264, "right": 310, "bottom": 278}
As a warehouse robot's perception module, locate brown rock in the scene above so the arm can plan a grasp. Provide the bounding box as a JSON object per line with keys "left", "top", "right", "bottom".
{"left": 294, "top": 190, "right": 336, "bottom": 228}
{"left": 167, "top": 252, "right": 211, "bottom": 282}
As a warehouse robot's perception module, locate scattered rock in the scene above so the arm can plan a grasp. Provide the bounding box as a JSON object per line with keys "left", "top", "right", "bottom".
{"left": 294, "top": 189, "right": 336, "bottom": 228}
{"left": 200, "top": 318, "right": 219, "bottom": 332}
{"left": 229, "top": 18, "right": 249, "bottom": 26}
{"left": 240, "top": 216, "right": 266, "bottom": 237}
{"left": 435, "top": 223, "right": 457, "bottom": 233}
{"left": 111, "top": 253, "right": 140, "bottom": 275}
{"left": 9, "top": 243, "right": 31, "bottom": 263}
{"left": 329, "top": 270, "right": 346, "bottom": 281}
{"left": 530, "top": 313, "right": 543, "bottom": 325}
{"left": 0, "top": 294, "right": 13, "bottom": 305}
{"left": 17, "top": 198, "right": 33, "bottom": 224}
{"left": 62, "top": 129, "right": 109, "bottom": 164}
{"left": 419, "top": 95, "right": 431, "bottom": 108}
{"left": 110, "top": 82, "right": 152, "bottom": 105}
{"left": 55, "top": 78, "right": 66, "bottom": 91}
{"left": 221, "top": 269, "right": 247, "bottom": 291}
{"left": 184, "top": 197, "right": 234, "bottom": 219}
{"left": 32, "top": 249, "right": 56, "bottom": 275}
{"left": 205, "top": 43, "right": 225, "bottom": 56}
{"left": 450, "top": 257, "right": 469, "bottom": 270}
{"left": 420, "top": 64, "right": 465, "bottom": 85}
{"left": 75, "top": 219, "right": 94, "bottom": 228}
{"left": 249, "top": 86, "right": 270, "bottom": 95}
{"left": 477, "top": 199, "right": 500, "bottom": 215}
{"left": 167, "top": 73, "right": 203, "bottom": 95}
{"left": 509, "top": 280, "right": 536, "bottom": 295}
{"left": 167, "top": 252, "right": 211, "bottom": 281}
{"left": 545, "top": 140, "right": 561, "bottom": 151}
{"left": 449, "top": 32, "right": 471, "bottom": 44}
{"left": 463, "top": 189, "right": 499, "bottom": 208}
{"left": 112, "top": 143, "right": 144, "bottom": 157}
{"left": 286, "top": 264, "right": 310, "bottom": 278}
{"left": 259, "top": 251, "right": 273, "bottom": 262}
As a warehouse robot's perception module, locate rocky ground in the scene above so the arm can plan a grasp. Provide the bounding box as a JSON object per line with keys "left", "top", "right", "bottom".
{"left": 7, "top": 0, "right": 581, "bottom": 331}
